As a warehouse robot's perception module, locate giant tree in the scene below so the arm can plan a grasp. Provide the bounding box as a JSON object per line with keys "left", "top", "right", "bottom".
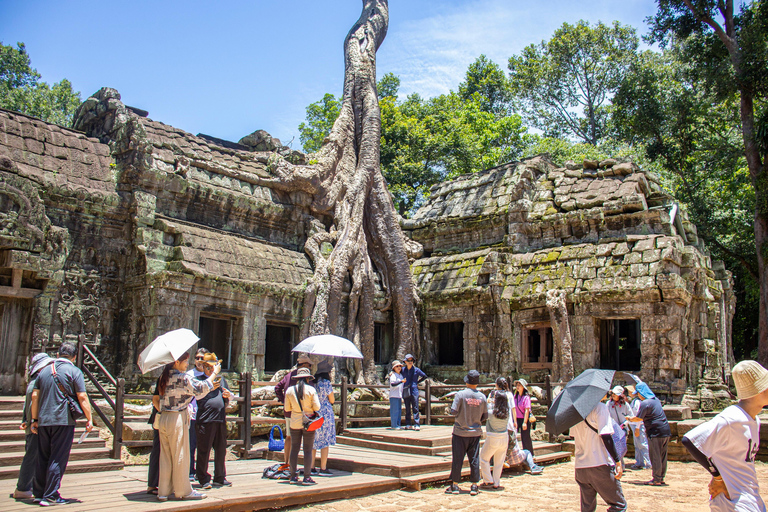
{"left": 508, "top": 20, "right": 638, "bottom": 145}
{"left": 648, "top": 0, "right": 768, "bottom": 365}
{"left": 260, "top": 0, "right": 420, "bottom": 382}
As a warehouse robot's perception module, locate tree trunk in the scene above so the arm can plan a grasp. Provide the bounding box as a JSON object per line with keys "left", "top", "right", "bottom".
{"left": 262, "top": 0, "right": 419, "bottom": 382}
{"left": 546, "top": 289, "right": 574, "bottom": 382}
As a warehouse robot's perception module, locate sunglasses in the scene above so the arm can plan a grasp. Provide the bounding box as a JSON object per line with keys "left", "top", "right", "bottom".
{"left": 195, "top": 356, "right": 205, "bottom": 360}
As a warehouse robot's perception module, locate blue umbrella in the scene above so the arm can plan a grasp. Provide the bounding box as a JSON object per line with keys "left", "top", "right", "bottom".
{"left": 546, "top": 369, "right": 615, "bottom": 436}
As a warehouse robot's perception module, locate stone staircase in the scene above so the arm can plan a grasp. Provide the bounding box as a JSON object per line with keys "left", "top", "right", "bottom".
{"left": 0, "top": 397, "right": 123, "bottom": 480}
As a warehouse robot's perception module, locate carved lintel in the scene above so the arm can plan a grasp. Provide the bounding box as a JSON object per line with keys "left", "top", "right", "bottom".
{"left": 0, "top": 285, "right": 42, "bottom": 299}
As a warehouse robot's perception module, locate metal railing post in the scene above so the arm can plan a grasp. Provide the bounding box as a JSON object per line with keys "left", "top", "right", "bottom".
{"left": 340, "top": 376, "right": 348, "bottom": 431}
{"left": 112, "top": 378, "right": 124, "bottom": 459}
{"left": 424, "top": 380, "right": 431, "bottom": 425}
{"left": 241, "top": 372, "right": 252, "bottom": 453}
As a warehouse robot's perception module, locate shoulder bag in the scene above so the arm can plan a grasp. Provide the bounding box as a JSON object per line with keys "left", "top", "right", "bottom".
{"left": 586, "top": 418, "right": 627, "bottom": 459}
{"left": 51, "top": 362, "right": 85, "bottom": 421}
{"left": 295, "top": 386, "right": 324, "bottom": 432}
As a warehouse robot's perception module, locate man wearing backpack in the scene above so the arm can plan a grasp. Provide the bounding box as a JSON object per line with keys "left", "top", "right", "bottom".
{"left": 30, "top": 342, "right": 93, "bottom": 507}
{"left": 571, "top": 401, "right": 626, "bottom": 512}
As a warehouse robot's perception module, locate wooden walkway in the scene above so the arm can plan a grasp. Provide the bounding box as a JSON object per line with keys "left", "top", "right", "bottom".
{"left": 0, "top": 459, "right": 400, "bottom": 512}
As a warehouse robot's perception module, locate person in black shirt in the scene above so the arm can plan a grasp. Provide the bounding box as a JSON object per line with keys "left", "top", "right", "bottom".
{"left": 626, "top": 382, "right": 670, "bottom": 485}
{"left": 194, "top": 353, "right": 232, "bottom": 489}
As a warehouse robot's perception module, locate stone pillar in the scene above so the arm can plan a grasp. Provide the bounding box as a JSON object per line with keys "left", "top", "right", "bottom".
{"left": 546, "top": 289, "right": 574, "bottom": 382}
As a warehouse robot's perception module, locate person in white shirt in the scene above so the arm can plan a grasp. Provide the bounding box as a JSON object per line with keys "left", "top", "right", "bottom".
{"left": 388, "top": 361, "right": 405, "bottom": 429}
{"left": 571, "top": 401, "right": 626, "bottom": 512}
{"left": 682, "top": 360, "right": 768, "bottom": 512}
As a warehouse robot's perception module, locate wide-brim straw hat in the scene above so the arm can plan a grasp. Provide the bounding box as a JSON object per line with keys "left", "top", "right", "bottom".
{"left": 392, "top": 360, "right": 403, "bottom": 369}
{"left": 297, "top": 354, "right": 312, "bottom": 365}
{"left": 202, "top": 352, "right": 222, "bottom": 366}
{"left": 295, "top": 367, "right": 314, "bottom": 380}
{"left": 732, "top": 360, "right": 768, "bottom": 400}
{"left": 514, "top": 378, "right": 530, "bottom": 393}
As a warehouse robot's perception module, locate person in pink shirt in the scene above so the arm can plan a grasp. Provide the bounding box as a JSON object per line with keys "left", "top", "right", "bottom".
{"left": 513, "top": 379, "right": 534, "bottom": 454}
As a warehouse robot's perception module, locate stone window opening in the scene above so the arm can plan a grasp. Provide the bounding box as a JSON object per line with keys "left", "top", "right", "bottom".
{"left": 599, "top": 319, "right": 641, "bottom": 371}
{"left": 264, "top": 323, "right": 296, "bottom": 374}
{"left": 198, "top": 314, "right": 236, "bottom": 370}
{"left": 522, "top": 324, "right": 553, "bottom": 371}
{"left": 374, "top": 322, "right": 394, "bottom": 365}
{"left": 435, "top": 321, "right": 464, "bottom": 366}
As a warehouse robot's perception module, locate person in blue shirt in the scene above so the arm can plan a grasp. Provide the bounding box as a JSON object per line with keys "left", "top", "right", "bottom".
{"left": 401, "top": 354, "right": 427, "bottom": 431}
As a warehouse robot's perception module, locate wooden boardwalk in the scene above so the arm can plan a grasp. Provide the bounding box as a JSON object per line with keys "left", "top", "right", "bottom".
{"left": 0, "top": 459, "right": 400, "bottom": 512}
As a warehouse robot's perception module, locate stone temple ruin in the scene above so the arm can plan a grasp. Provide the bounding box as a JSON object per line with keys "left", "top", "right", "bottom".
{"left": 0, "top": 88, "right": 733, "bottom": 405}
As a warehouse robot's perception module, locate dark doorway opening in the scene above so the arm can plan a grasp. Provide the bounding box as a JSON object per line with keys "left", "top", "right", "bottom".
{"left": 198, "top": 316, "right": 234, "bottom": 369}
{"left": 437, "top": 321, "right": 464, "bottom": 365}
{"left": 264, "top": 324, "right": 294, "bottom": 373}
{"left": 524, "top": 327, "right": 553, "bottom": 366}
{"left": 599, "top": 319, "right": 642, "bottom": 371}
{"left": 374, "top": 322, "right": 394, "bottom": 365}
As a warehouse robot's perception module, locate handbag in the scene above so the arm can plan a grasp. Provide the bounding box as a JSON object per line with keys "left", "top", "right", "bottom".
{"left": 295, "top": 386, "right": 325, "bottom": 432}
{"left": 51, "top": 362, "right": 85, "bottom": 421}
{"left": 268, "top": 425, "right": 285, "bottom": 451}
{"left": 528, "top": 413, "right": 537, "bottom": 427}
{"left": 402, "top": 386, "right": 411, "bottom": 399}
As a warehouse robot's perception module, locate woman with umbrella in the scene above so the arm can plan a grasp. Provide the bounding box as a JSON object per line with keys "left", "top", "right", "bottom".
{"left": 156, "top": 352, "right": 221, "bottom": 501}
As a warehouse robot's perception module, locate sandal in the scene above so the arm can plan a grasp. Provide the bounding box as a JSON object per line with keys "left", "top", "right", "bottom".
{"left": 146, "top": 488, "right": 158, "bottom": 495}
{"left": 643, "top": 480, "right": 665, "bottom": 486}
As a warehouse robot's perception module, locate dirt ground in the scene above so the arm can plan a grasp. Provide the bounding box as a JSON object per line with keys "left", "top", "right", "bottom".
{"left": 289, "top": 461, "right": 768, "bottom": 512}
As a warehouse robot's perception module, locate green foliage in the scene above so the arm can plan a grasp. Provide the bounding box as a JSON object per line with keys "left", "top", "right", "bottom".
{"left": 508, "top": 20, "right": 639, "bottom": 145}
{"left": 458, "top": 55, "right": 513, "bottom": 116}
{"left": 298, "top": 92, "right": 341, "bottom": 153}
{"left": 0, "top": 42, "right": 81, "bottom": 126}
{"left": 299, "top": 73, "right": 529, "bottom": 215}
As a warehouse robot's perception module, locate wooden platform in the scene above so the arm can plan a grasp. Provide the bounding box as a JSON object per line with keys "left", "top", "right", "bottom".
{"left": 0, "top": 459, "right": 400, "bottom": 512}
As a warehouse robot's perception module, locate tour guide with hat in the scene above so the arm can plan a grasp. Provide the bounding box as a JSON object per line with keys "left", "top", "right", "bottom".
{"left": 275, "top": 354, "right": 314, "bottom": 468}
{"left": 513, "top": 378, "right": 535, "bottom": 454}
{"left": 401, "top": 354, "right": 427, "bottom": 430}
{"left": 446, "top": 370, "right": 488, "bottom": 496}
{"left": 682, "top": 360, "right": 768, "bottom": 511}
{"left": 284, "top": 367, "right": 321, "bottom": 485}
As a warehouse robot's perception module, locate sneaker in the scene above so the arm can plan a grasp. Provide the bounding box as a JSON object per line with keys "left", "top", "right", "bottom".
{"left": 289, "top": 477, "right": 301, "bottom": 485}
{"left": 317, "top": 469, "right": 333, "bottom": 476}
{"left": 310, "top": 468, "right": 319, "bottom": 475}
{"left": 478, "top": 482, "right": 495, "bottom": 489}
{"left": 182, "top": 491, "right": 207, "bottom": 500}
{"left": 413, "top": 425, "right": 420, "bottom": 431}
{"left": 470, "top": 484, "right": 479, "bottom": 496}
{"left": 212, "top": 479, "right": 232, "bottom": 487}
{"left": 302, "top": 477, "right": 317, "bottom": 486}
{"left": 445, "top": 483, "right": 460, "bottom": 494}
{"left": 189, "top": 475, "right": 196, "bottom": 482}
{"left": 199, "top": 481, "right": 212, "bottom": 490}
{"left": 404, "top": 425, "right": 412, "bottom": 430}
{"left": 531, "top": 466, "right": 544, "bottom": 475}
{"left": 157, "top": 496, "right": 168, "bottom": 502}
{"left": 39, "top": 498, "right": 71, "bottom": 507}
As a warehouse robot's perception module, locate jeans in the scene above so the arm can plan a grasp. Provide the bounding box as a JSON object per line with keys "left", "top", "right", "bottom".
{"left": 632, "top": 424, "right": 651, "bottom": 468}
{"left": 404, "top": 393, "right": 419, "bottom": 427}
{"left": 389, "top": 398, "right": 402, "bottom": 428}
{"left": 16, "top": 433, "right": 38, "bottom": 492}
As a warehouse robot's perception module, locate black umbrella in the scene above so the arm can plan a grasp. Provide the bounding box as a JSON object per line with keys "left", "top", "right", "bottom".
{"left": 546, "top": 369, "right": 615, "bottom": 436}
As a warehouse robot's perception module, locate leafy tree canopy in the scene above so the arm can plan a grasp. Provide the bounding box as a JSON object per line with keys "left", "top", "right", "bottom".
{"left": 508, "top": 20, "right": 639, "bottom": 145}
{"left": 458, "top": 55, "right": 513, "bottom": 116}
{"left": 0, "top": 42, "right": 81, "bottom": 126}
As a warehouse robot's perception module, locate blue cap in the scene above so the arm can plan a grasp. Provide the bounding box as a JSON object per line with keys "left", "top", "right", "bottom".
{"left": 404, "top": 354, "right": 415, "bottom": 361}
{"left": 635, "top": 382, "right": 656, "bottom": 399}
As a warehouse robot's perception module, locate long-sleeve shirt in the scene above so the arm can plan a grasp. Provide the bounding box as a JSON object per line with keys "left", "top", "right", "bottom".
{"left": 160, "top": 370, "right": 213, "bottom": 412}
{"left": 401, "top": 365, "right": 427, "bottom": 395}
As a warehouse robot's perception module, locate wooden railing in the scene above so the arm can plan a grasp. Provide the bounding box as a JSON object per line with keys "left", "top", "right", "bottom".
{"left": 335, "top": 374, "right": 567, "bottom": 430}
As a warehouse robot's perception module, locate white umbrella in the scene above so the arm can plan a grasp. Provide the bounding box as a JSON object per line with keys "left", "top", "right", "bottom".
{"left": 137, "top": 328, "right": 200, "bottom": 374}
{"left": 291, "top": 334, "right": 363, "bottom": 359}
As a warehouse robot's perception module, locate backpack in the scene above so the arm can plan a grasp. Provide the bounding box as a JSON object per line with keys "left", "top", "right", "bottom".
{"left": 262, "top": 463, "right": 290, "bottom": 480}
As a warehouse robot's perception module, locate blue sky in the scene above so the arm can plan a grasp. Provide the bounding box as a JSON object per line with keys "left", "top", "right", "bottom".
{"left": 1, "top": 0, "right": 658, "bottom": 147}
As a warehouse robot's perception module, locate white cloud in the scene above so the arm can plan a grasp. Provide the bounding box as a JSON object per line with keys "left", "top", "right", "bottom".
{"left": 379, "top": 0, "right": 656, "bottom": 100}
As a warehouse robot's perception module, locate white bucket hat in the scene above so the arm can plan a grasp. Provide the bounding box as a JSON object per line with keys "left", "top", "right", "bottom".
{"left": 731, "top": 360, "right": 768, "bottom": 400}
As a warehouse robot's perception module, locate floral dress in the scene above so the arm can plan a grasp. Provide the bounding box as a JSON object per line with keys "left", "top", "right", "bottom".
{"left": 313, "top": 378, "right": 336, "bottom": 450}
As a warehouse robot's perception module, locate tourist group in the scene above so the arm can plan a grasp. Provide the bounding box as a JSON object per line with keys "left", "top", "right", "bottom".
{"left": 10, "top": 342, "right": 768, "bottom": 511}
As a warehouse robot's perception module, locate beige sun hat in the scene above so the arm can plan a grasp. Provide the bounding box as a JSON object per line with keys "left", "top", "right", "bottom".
{"left": 392, "top": 360, "right": 403, "bottom": 369}
{"left": 731, "top": 360, "right": 768, "bottom": 400}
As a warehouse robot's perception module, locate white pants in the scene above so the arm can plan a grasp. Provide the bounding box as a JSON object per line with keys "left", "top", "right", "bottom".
{"left": 480, "top": 431, "right": 509, "bottom": 486}
{"left": 158, "top": 409, "right": 193, "bottom": 498}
